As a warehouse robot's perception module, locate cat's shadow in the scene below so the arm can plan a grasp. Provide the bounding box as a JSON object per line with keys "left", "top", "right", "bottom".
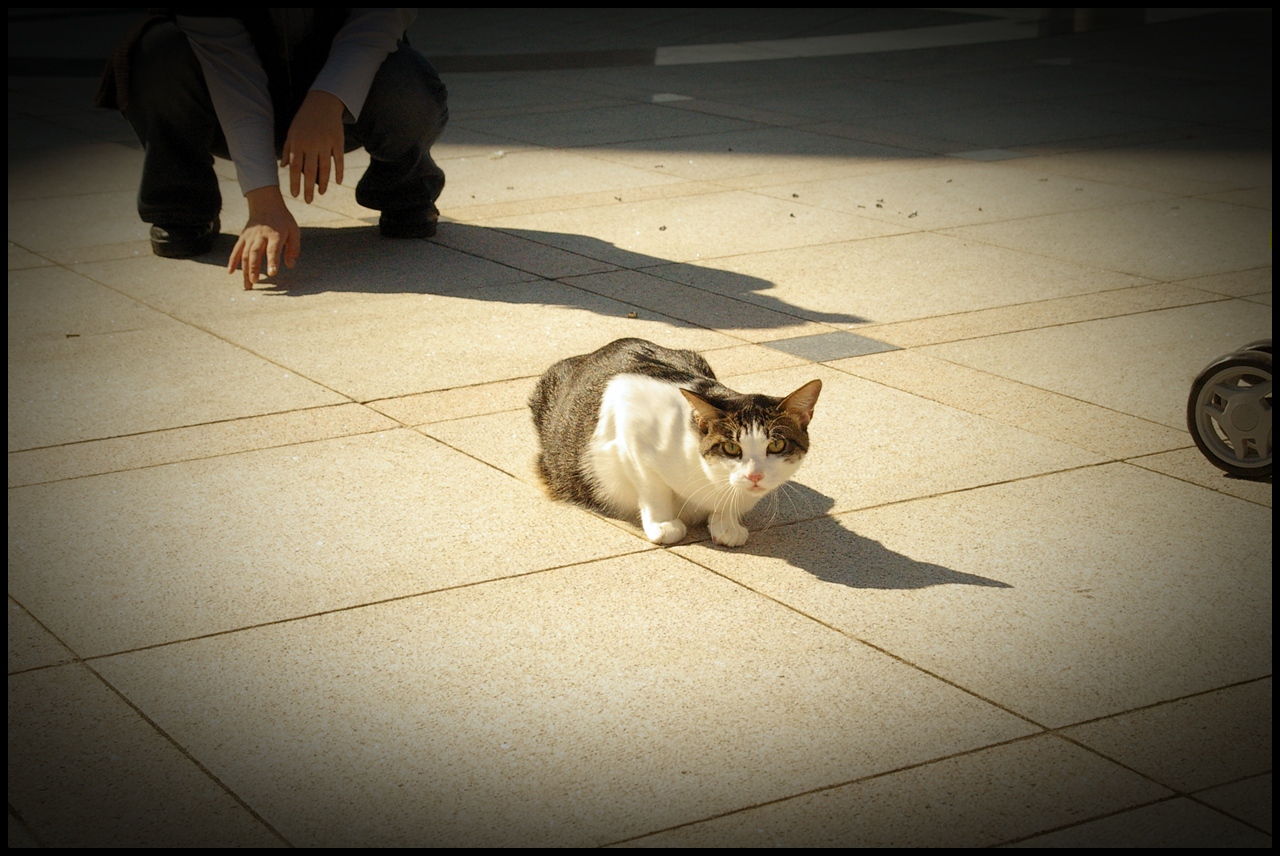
{"left": 694, "top": 483, "right": 1012, "bottom": 591}
{"left": 203, "top": 222, "right": 870, "bottom": 328}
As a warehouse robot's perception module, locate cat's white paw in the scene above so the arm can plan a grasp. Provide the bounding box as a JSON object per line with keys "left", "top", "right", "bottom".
{"left": 708, "top": 515, "right": 749, "bottom": 547}
{"left": 643, "top": 518, "right": 687, "bottom": 545}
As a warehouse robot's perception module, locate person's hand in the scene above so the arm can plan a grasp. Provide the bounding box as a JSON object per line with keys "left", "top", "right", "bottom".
{"left": 282, "top": 89, "right": 346, "bottom": 204}
{"left": 227, "top": 186, "right": 300, "bottom": 290}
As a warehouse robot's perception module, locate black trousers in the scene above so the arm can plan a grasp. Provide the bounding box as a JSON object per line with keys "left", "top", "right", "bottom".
{"left": 123, "top": 21, "right": 448, "bottom": 226}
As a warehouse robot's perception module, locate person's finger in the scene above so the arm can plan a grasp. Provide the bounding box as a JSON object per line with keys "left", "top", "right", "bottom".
{"left": 227, "top": 235, "right": 245, "bottom": 275}
{"left": 316, "top": 150, "right": 330, "bottom": 197}
{"left": 303, "top": 151, "right": 318, "bottom": 203}
{"left": 334, "top": 148, "right": 344, "bottom": 187}
{"left": 289, "top": 148, "right": 303, "bottom": 199}
{"left": 265, "top": 230, "right": 281, "bottom": 278}
{"left": 247, "top": 236, "right": 264, "bottom": 285}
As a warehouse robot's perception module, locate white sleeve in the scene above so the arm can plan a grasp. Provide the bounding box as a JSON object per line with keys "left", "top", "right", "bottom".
{"left": 310, "top": 9, "right": 416, "bottom": 122}
{"left": 175, "top": 15, "right": 280, "bottom": 196}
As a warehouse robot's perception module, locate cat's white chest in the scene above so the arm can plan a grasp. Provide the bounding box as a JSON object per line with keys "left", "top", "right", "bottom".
{"left": 586, "top": 375, "right": 707, "bottom": 511}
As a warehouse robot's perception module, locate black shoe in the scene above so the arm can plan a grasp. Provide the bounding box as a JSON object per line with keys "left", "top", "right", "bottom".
{"left": 379, "top": 204, "right": 439, "bottom": 239}
{"left": 150, "top": 218, "right": 220, "bottom": 259}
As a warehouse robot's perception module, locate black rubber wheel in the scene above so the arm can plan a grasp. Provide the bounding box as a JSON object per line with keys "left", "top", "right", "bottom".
{"left": 1237, "top": 338, "right": 1272, "bottom": 356}
{"left": 1186, "top": 349, "right": 1272, "bottom": 479}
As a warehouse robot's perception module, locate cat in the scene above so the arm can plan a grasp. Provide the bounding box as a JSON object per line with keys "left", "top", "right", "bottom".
{"left": 529, "top": 338, "right": 821, "bottom": 547}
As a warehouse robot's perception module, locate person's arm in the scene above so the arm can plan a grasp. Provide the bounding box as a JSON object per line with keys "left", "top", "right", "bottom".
{"left": 310, "top": 9, "right": 416, "bottom": 122}
{"left": 280, "top": 10, "right": 415, "bottom": 205}
{"left": 177, "top": 14, "right": 300, "bottom": 288}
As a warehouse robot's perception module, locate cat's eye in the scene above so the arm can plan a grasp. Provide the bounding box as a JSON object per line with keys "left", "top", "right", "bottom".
{"left": 767, "top": 437, "right": 787, "bottom": 454}
{"left": 722, "top": 440, "right": 741, "bottom": 456}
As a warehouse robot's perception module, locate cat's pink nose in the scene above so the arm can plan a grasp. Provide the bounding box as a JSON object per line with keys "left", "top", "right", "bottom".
{"left": 747, "top": 471, "right": 764, "bottom": 484}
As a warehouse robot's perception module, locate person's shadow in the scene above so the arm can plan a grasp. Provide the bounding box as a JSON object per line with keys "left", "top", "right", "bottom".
{"left": 204, "top": 221, "right": 871, "bottom": 330}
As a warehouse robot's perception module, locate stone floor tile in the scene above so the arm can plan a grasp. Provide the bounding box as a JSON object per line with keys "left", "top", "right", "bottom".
{"left": 444, "top": 179, "right": 726, "bottom": 223}
{"left": 479, "top": 189, "right": 906, "bottom": 268}
{"left": 941, "top": 197, "right": 1272, "bottom": 282}
{"left": 1075, "top": 81, "right": 1271, "bottom": 128}
{"left": 440, "top": 71, "right": 628, "bottom": 117}
{"left": 7, "top": 242, "right": 53, "bottom": 270}
{"left": 7, "top": 141, "right": 143, "bottom": 201}
{"left": 919, "top": 300, "right": 1275, "bottom": 429}
{"left": 7, "top": 404, "right": 396, "bottom": 488}
{"left": 454, "top": 102, "right": 763, "bottom": 148}
{"left": 8, "top": 190, "right": 151, "bottom": 252}
{"left": 9, "top": 264, "right": 160, "bottom": 342}
{"left": 717, "top": 365, "right": 1102, "bottom": 522}
{"left": 92, "top": 551, "right": 1034, "bottom": 847}
{"left": 753, "top": 159, "right": 1167, "bottom": 230}
{"left": 8, "top": 430, "right": 643, "bottom": 656}
{"left": 1059, "top": 679, "right": 1272, "bottom": 793}
{"left": 587, "top": 126, "right": 922, "bottom": 182}
{"left": 40, "top": 240, "right": 154, "bottom": 266}
{"left": 563, "top": 268, "right": 830, "bottom": 342}
{"left": 8, "top": 598, "right": 75, "bottom": 673}
{"left": 431, "top": 123, "right": 542, "bottom": 162}
{"left": 652, "top": 232, "right": 1151, "bottom": 327}
{"left": 864, "top": 99, "right": 1180, "bottom": 151}
{"left": 7, "top": 114, "right": 98, "bottom": 152}
{"left": 1128, "top": 448, "right": 1271, "bottom": 507}
{"left": 624, "top": 736, "right": 1168, "bottom": 847}
{"left": 431, "top": 147, "right": 687, "bottom": 209}
{"left": 1006, "top": 131, "right": 1272, "bottom": 197}
{"left": 710, "top": 153, "right": 942, "bottom": 191}
{"left": 675, "top": 465, "right": 1272, "bottom": 726}
{"left": 72, "top": 227, "right": 543, "bottom": 325}
{"left": 830, "top": 350, "right": 1188, "bottom": 459}
{"left": 797, "top": 119, "right": 970, "bottom": 155}
{"left": 1201, "top": 187, "right": 1272, "bottom": 211}
{"left": 9, "top": 812, "right": 39, "bottom": 848}
{"left": 764, "top": 330, "right": 897, "bottom": 360}
{"left": 420, "top": 409, "right": 540, "bottom": 486}
{"left": 1012, "top": 798, "right": 1271, "bottom": 847}
{"left": 858, "top": 283, "right": 1223, "bottom": 347}
{"left": 716, "top": 76, "right": 1002, "bottom": 126}
{"left": 433, "top": 222, "right": 620, "bottom": 280}
{"left": 1194, "top": 774, "right": 1272, "bottom": 834}
{"left": 369, "top": 377, "right": 538, "bottom": 427}
{"left": 701, "top": 343, "right": 811, "bottom": 378}
{"left": 80, "top": 276, "right": 737, "bottom": 401}
{"left": 8, "top": 299, "right": 346, "bottom": 451}
{"left": 8, "top": 665, "right": 281, "bottom": 847}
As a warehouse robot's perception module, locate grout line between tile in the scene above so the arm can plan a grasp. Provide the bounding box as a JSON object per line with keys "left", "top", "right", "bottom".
{"left": 604, "top": 730, "right": 1054, "bottom": 846}
{"left": 7, "top": 402, "right": 374, "bottom": 455}
{"left": 40, "top": 547, "right": 660, "bottom": 668}
{"left": 7, "top": 803, "right": 48, "bottom": 848}
{"left": 81, "top": 661, "right": 296, "bottom": 847}
{"left": 990, "top": 793, "right": 1185, "bottom": 847}
{"left": 824, "top": 349, "right": 1191, "bottom": 438}
{"left": 666, "top": 547, "right": 1053, "bottom": 731}
{"left": 51, "top": 259, "right": 363, "bottom": 403}
{"left": 1123, "top": 455, "right": 1273, "bottom": 508}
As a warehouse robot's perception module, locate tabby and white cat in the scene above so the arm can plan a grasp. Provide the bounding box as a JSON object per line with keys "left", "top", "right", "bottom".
{"left": 530, "top": 338, "right": 821, "bottom": 547}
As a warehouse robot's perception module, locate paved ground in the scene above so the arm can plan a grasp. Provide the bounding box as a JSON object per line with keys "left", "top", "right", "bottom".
{"left": 7, "top": 8, "right": 1272, "bottom": 847}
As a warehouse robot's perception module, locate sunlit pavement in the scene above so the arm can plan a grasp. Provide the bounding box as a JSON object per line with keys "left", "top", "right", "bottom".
{"left": 8, "top": 9, "right": 1271, "bottom": 847}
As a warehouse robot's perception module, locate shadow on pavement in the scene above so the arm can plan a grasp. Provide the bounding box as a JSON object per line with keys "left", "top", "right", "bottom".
{"left": 198, "top": 221, "right": 871, "bottom": 328}
{"left": 739, "top": 482, "right": 1013, "bottom": 590}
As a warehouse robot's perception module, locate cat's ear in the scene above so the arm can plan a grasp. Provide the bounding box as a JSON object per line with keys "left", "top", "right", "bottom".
{"left": 680, "top": 388, "right": 724, "bottom": 432}
{"left": 779, "top": 379, "right": 822, "bottom": 427}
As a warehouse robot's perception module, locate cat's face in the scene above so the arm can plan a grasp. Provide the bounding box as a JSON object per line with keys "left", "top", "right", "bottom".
{"left": 682, "top": 379, "right": 821, "bottom": 497}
